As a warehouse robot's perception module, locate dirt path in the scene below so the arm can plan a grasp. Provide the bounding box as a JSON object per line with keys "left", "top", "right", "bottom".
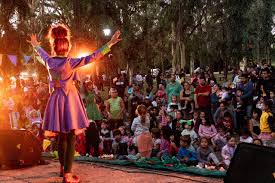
{"left": 0, "top": 160, "right": 223, "bottom": 183}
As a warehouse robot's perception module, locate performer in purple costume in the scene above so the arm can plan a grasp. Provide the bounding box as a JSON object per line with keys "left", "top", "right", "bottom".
{"left": 27, "top": 24, "right": 121, "bottom": 183}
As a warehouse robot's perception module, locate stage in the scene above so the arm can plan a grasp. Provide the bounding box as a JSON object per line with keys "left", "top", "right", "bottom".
{"left": 0, "top": 159, "right": 223, "bottom": 183}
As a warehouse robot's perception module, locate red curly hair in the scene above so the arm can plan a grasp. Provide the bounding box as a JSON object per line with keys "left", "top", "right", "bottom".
{"left": 47, "top": 24, "right": 71, "bottom": 56}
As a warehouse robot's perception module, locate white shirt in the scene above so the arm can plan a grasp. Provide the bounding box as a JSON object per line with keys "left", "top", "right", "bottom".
{"left": 233, "top": 75, "right": 241, "bottom": 86}
{"left": 152, "top": 101, "right": 158, "bottom": 107}
{"left": 131, "top": 116, "right": 150, "bottom": 136}
{"left": 181, "top": 129, "right": 198, "bottom": 142}
{"left": 136, "top": 74, "right": 143, "bottom": 82}
{"left": 240, "top": 136, "right": 253, "bottom": 143}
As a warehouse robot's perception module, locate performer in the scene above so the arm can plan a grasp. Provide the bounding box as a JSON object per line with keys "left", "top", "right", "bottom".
{"left": 27, "top": 24, "right": 121, "bottom": 183}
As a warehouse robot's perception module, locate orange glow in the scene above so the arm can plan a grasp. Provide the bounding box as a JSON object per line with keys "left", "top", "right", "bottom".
{"left": 76, "top": 51, "right": 91, "bottom": 58}
{"left": 69, "top": 42, "right": 95, "bottom": 75}
{"left": 69, "top": 39, "right": 97, "bottom": 58}
{"left": 69, "top": 40, "right": 104, "bottom": 76}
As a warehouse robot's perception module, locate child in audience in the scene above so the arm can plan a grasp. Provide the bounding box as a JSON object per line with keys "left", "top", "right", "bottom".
{"left": 112, "top": 129, "right": 128, "bottom": 160}
{"left": 197, "top": 137, "right": 221, "bottom": 169}
{"left": 167, "top": 95, "right": 181, "bottom": 115}
{"left": 100, "top": 120, "right": 113, "bottom": 154}
{"left": 259, "top": 100, "right": 274, "bottom": 146}
{"left": 29, "top": 109, "right": 42, "bottom": 127}
{"left": 221, "top": 136, "right": 237, "bottom": 169}
{"left": 239, "top": 128, "right": 253, "bottom": 143}
{"left": 194, "top": 111, "right": 205, "bottom": 133}
{"left": 156, "top": 84, "right": 167, "bottom": 105}
{"left": 181, "top": 120, "right": 198, "bottom": 144}
{"left": 211, "top": 126, "right": 227, "bottom": 151}
{"left": 198, "top": 118, "right": 217, "bottom": 140}
{"left": 151, "top": 128, "right": 161, "bottom": 157}
{"left": 248, "top": 109, "right": 261, "bottom": 138}
{"left": 157, "top": 127, "right": 170, "bottom": 158}
{"left": 177, "top": 135, "right": 198, "bottom": 166}
{"left": 159, "top": 108, "right": 168, "bottom": 127}
{"left": 118, "top": 126, "right": 129, "bottom": 144}
{"left": 256, "top": 96, "right": 265, "bottom": 111}
{"left": 169, "top": 135, "right": 179, "bottom": 157}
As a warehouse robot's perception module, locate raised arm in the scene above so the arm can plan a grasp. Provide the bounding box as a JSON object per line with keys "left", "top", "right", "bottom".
{"left": 34, "top": 47, "right": 50, "bottom": 66}
{"left": 70, "top": 31, "right": 122, "bottom": 69}
{"left": 27, "top": 34, "right": 49, "bottom": 66}
{"left": 69, "top": 45, "right": 110, "bottom": 69}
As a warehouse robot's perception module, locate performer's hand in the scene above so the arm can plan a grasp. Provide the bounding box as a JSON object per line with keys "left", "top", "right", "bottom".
{"left": 27, "top": 34, "right": 41, "bottom": 47}
{"left": 107, "top": 30, "right": 122, "bottom": 48}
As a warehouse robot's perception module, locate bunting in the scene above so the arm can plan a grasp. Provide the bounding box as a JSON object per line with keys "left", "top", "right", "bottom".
{"left": 7, "top": 55, "right": 17, "bottom": 66}
{"left": 23, "top": 54, "right": 32, "bottom": 64}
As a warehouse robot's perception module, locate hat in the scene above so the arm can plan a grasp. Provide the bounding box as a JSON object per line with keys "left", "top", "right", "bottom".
{"left": 186, "top": 120, "right": 193, "bottom": 126}
{"left": 179, "top": 119, "right": 186, "bottom": 124}
{"left": 179, "top": 119, "right": 193, "bottom": 125}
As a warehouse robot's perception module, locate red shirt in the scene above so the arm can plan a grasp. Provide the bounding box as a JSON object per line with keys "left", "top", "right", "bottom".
{"left": 195, "top": 84, "right": 211, "bottom": 108}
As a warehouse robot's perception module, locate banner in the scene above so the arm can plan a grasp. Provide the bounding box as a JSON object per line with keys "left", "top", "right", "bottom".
{"left": 0, "top": 54, "right": 2, "bottom": 66}
{"left": 8, "top": 55, "right": 17, "bottom": 66}
{"left": 23, "top": 55, "right": 32, "bottom": 64}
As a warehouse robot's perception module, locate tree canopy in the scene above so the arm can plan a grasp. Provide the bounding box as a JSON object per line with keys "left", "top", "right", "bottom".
{"left": 0, "top": 0, "right": 274, "bottom": 76}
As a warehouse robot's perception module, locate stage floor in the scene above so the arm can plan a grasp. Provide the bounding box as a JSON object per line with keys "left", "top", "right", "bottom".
{"left": 0, "top": 160, "right": 223, "bottom": 183}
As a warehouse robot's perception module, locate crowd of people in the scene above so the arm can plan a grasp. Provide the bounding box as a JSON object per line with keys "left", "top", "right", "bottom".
{"left": 0, "top": 61, "right": 274, "bottom": 172}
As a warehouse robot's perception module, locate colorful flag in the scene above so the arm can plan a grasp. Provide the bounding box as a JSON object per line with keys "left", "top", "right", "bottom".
{"left": 8, "top": 55, "right": 17, "bottom": 66}
{"left": 23, "top": 55, "right": 31, "bottom": 64}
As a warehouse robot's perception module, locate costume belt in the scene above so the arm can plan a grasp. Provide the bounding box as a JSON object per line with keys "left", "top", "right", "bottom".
{"left": 53, "top": 81, "right": 61, "bottom": 88}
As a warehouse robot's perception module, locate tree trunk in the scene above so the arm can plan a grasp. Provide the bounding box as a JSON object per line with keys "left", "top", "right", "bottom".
{"left": 190, "top": 52, "right": 194, "bottom": 74}
{"left": 161, "top": 51, "right": 164, "bottom": 73}
{"left": 267, "top": 48, "right": 271, "bottom": 65}
{"left": 179, "top": 41, "right": 186, "bottom": 69}
{"left": 171, "top": 22, "right": 176, "bottom": 72}
{"left": 256, "top": 38, "right": 260, "bottom": 62}
{"left": 256, "top": 17, "right": 261, "bottom": 62}
{"left": 129, "top": 67, "right": 133, "bottom": 85}
{"left": 72, "top": 0, "right": 81, "bottom": 36}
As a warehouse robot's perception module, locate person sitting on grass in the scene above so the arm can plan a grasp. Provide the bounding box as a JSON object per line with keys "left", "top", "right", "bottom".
{"left": 151, "top": 128, "right": 161, "bottom": 157}
{"left": 221, "top": 135, "right": 237, "bottom": 169}
{"left": 177, "top": 135, "right": 198, "bottom": 166}
{"left": 112, "top": 129, "right": 128, "bottom": 160}
{"left": 211, "top": 126, "right": 227, "bottom": 151}
{"left": 181, "top": 120, "right": 198, "bottom": 144}
{"left": 198, "top": 118, "right": 217, "bottom": 140}
{"left": 100, "top": 120, "right": 113, "bottom": 154}
{"left": 239, "top": 128, "right": 253, "bottom": 143}
{"left": 196, "top": 137, "right": 222, "bottom": 170}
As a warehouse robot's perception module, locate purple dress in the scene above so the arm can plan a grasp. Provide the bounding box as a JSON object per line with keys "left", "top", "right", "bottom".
{"left": 35, "top": 45, "right": 110, "bottom": 134}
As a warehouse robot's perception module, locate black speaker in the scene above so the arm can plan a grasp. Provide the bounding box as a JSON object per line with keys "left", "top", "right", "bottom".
{"left": 0, "top": 130, "right": 42, "bottom": 167}
{"left": 224, "top": 143, "right": 275, "bottom": 183}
